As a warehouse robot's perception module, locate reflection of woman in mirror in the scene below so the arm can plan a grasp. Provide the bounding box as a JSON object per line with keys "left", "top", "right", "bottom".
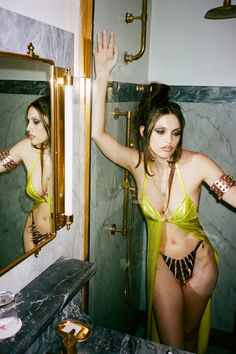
{"left": 92, "top": 30, "right": 236, "bottom": 354}
{"left": 0, "top": 95, "right": 52, "bottom": 252}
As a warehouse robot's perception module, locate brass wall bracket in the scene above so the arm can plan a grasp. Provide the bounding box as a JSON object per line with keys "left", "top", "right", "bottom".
{"left": 27, "top": 43, "right": 39, "bottom": 58}
{"left": 104, "top": 224, "right": 123, "bottom": 235}
{"left": 124, "top": 0, "right": 147, "bottom": 63}
{"left": 56, "top": 214, "right": 74, "bottom": 230}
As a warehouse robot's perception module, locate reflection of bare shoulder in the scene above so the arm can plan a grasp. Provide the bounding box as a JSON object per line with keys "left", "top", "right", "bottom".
{"left": 9, "top": 138, "right": 34, "bottom": 165}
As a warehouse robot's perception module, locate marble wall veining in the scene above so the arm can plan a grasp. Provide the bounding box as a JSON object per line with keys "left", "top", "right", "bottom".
{"left": 0, "top": 7, "right": 74, "bottom": 70}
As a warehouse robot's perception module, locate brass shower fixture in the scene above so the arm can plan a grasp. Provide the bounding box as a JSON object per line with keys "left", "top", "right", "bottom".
{"left": 124, "top": 0, "right": 147, "bottom": 63}
{"left": 105, "top": 108, "right": 136, "bottom": 237}
{"left": 204, "top": 0, "right": 236, "bottom": 19}
{"left": 104, "top": 107, "right": 137, "bottom": 303}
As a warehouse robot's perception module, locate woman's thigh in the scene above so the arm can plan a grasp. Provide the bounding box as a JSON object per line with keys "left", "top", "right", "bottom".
{"left": 153, "top": 255, "right": 184, "bottom": 348}
{"left": 182, "top": 243, "right": 218, "bottom": 332}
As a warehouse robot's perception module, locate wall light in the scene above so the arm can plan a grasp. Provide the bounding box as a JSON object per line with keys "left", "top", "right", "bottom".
{"left": 64, "top": 67, "right": 74, "bottom": 229}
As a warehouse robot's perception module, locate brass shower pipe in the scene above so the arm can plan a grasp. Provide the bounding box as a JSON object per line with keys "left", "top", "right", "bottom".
{"left": 110, "top": 107, "right": 137, "bottom": 303}
{"left": 106, "top": 108, "right": 137, "bottom": 237}
{"left": 124, "top": 0, "right": 147, "bottom": 63}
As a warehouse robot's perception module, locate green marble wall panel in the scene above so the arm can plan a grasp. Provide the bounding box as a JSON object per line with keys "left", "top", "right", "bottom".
{"left": 89, "top": 99, "right": 146, "bottom": 333}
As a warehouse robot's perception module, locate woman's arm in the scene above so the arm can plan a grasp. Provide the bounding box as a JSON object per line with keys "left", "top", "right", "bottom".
{"left": 0, "top": 138, "right": 29, "bottom": 174}
{"left": 198, "top": 153, "right": 236, "bottom": 208}
{"left": 92, "top": 29, "right": 138, "bottom": 172}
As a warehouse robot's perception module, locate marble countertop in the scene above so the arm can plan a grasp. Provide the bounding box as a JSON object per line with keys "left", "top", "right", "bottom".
{"left": 0, "top": 257, "right": 193, "bottom": 354}
{"left": 0, "top": 257, "right": 96, "bottom": 354}
{"left": 72, "top": 325, "right": 193, "bottom": 354}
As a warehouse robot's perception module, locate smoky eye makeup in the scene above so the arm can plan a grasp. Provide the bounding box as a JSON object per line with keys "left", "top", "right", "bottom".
{"left": 172, "top": 129, "right": 181, "bottom": 136}
{"left": 27, "top": 117, "right": 41, "bottom": 125}
{"left": 33, "top": 119, "right": 41, "bottom": 125}
{"left": 154, "top": 128, "right": 181, "bottom": 136}
{"left": 154, "top": 128, "right": 164, "bottom": 134}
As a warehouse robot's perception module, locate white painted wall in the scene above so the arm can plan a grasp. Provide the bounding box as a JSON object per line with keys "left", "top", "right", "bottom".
{"left": 149, "top": 0, "right": 236, "bottom": 86}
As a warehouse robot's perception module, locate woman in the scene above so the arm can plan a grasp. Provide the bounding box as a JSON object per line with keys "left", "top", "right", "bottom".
{"left": 92, "top": 30, "right": 236, "bottom": 353}
{"left": 0, "top": 95, "right": 52, "bottom": 252}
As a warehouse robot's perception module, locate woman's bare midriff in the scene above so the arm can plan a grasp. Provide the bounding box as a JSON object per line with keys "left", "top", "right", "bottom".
{"left": 23, "top": 202, "right": 51, "bottom": 252}
{"left": 33, "top": 202, "right": 51, "bottom": 232}
{"left": 160, "top": 222, "right": 204, "bottom": 259}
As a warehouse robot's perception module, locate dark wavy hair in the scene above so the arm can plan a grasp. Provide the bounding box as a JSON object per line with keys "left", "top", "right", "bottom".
{"left": 26, "top": 95, "right": 51, "bottom": 150}
{"left": 26, "top": 95, "right": 51, "bottom": 196}
{"left": 133, "top": 82, "right": 185, "bottom": 175}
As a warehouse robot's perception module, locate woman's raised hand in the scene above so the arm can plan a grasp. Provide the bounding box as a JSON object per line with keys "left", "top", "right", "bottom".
{"left": 93, "top": 29, "right": 118, "bottom": 77}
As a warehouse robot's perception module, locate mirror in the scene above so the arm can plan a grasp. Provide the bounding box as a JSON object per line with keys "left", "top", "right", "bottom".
{"left": 0, "top": 48, "right": 67, "bottom": 275}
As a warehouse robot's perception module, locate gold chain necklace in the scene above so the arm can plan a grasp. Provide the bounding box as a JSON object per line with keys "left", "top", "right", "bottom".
{"left": 151, "top": 166, "right": 170, "bottom": 215}
{"left": 152, "top": 176, "right": 168, "bottom": 197}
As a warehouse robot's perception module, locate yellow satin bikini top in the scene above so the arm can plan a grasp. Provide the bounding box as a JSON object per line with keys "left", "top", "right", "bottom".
{"left": 139, "top": 162, "right": 204, "bottom": 236}
{"left": 26, "top": 150, "right": 52, "bottom": 210}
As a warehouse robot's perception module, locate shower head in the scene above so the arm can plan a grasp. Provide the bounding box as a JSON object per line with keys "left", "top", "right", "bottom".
{"left": 204, "top": 0, "right": 236, "bottom": 19}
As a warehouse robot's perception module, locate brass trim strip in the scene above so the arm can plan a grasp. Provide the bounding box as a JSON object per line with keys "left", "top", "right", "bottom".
{"left": 54, "top": 67, "right": 66, "bottom": 231}
{"left": 0, "top": 48, "right": 54, "bottom": 66}
{"left": 0, "top": 234, "right": 57, "bottom": 276}
{"left": 80, "top": 0, "right": 94, "bottom": 314}
{"left": 80, "top": 0, "right": 93, "bottom": 261}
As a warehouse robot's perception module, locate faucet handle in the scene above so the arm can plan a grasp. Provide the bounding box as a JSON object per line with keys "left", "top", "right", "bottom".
{"left": 56, "top": 320, "right": 92, "bottom": 354}
{"left": 62, "top": 328, "right": 77, "bottom": 354}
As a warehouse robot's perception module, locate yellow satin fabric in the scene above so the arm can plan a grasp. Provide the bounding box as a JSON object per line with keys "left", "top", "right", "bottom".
{"left": 26, "top": 150, "right": 52, "bottom": 210}
{"left": 139, "top": 163, "right": 218, "bottom": 354}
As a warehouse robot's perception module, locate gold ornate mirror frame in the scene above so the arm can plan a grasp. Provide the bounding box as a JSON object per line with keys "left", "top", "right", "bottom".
{"left": 0, "top": 45, "right": 71, "bottom": 276}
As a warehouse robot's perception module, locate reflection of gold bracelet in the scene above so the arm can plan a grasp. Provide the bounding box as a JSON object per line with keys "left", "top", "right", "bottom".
{"left": 210, "top": 173, "right": 236, "bottom": 200}
{"left": 0, "top": 150, "right": 17, "bottom": 171}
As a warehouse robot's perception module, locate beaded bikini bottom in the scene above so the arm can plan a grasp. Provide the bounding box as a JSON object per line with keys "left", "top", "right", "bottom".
{"left": 162, "top": 240, "right": 204, "bottom": 284}
{"left": 31, "top": 211, "right": 51, "bottom": 246}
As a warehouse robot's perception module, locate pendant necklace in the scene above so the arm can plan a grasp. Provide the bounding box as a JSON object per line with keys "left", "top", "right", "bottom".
{"left": 152, "top": 166, "right": 170, "bottom": 215}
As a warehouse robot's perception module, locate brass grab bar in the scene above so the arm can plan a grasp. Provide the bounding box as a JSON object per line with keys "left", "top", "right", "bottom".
{"left": 124, "top": 0, "right": 147, "bottom": 63}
